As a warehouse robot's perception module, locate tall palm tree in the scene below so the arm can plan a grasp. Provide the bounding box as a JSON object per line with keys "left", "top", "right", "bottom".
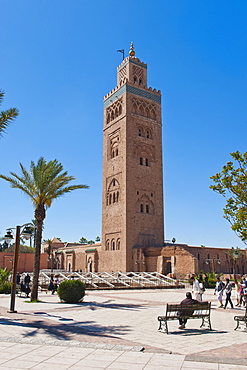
{"left": 0, "top": 90, "right": 18, "bottom": 137}
{"left": 0, "top": 157, "right": 89, "bottom": 301}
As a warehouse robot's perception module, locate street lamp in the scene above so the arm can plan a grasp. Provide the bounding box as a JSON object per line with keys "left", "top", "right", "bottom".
{"left": 3, "top": 223, "right": 32, "bottom": 313}
{"left": 205, "top": 259, "right": 221, "bottom": 273}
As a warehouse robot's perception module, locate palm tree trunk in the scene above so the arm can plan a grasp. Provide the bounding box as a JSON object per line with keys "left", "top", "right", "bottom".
{"left": 31, "top": 205, "right": 45, "bottom": 301}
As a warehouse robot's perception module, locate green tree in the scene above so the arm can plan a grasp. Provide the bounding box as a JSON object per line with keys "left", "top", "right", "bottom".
{"left": 0, "top": 90, "right": 18, "bottom": 138}
{"left": 0, "top": 157, "right": 89, "bottom": 301}
{"left": 210, "top": 151, "right": 247, "bottom": 245}
{"left": 79, "top": 237, "right": 87, "bottom": 244}
{"left": 95, "top": 236, "right": 100, "bottom": 242}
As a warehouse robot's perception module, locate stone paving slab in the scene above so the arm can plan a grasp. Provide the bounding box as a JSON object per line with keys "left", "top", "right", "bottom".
{"left": 0, "top": 288, "right": 247, "bottom": 368}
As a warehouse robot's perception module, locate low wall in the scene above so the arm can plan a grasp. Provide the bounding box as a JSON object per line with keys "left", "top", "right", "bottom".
{"left": 0, "top": 252, "right": 48, "bottom": 273}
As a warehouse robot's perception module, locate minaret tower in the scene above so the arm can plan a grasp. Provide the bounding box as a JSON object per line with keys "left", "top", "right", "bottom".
{"left": 100, "top": 43, "right": 164, "bottom": 272}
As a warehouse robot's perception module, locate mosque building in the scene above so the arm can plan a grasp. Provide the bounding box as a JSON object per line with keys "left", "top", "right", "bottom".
{"left": 42, "top": 44, "right": 247, "bottom": 279}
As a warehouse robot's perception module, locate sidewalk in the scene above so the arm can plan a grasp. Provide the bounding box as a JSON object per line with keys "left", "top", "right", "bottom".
{"left": 0, "top": 288, "right": 246, "bottom": 369}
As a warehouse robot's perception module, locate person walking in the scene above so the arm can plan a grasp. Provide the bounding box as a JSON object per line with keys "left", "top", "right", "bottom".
{"left": 234, "top": 279, "right": 241, "bottom": 307}
{"left": 24, "top": 273, "right": 31, "bottom": 288}
{"left": 191, "top": 276, "right": 201, "bottom": 301}
{"left": 214, "top": 277, "right": 225, "bottom": 308}
{"left": 198, "top": 278, "right": 205, "bottom": 301}
{"left": 224, "top": 278, "right": 234, "bottom": 309}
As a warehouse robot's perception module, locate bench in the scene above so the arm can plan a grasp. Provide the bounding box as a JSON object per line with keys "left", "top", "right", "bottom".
{"left": 157, "top": 302, "right": 212, "bottom": 334}
{"left": 234, "top": 306, "right": 247, "bottom": 330}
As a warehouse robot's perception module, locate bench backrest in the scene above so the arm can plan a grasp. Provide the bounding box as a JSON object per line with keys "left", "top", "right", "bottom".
{"left": 166, "top": 302, "right": 211, "bottom": 318}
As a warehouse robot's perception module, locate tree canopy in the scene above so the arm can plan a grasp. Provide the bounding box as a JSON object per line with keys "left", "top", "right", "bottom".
{"left": 0, "top": 90, "right": 18, "bottom": 138}
{"left": 0, "top": 157, "right": 89, "bottom": 301}
{"left": 210, "top": 151, "right": 247, "bottom": 245}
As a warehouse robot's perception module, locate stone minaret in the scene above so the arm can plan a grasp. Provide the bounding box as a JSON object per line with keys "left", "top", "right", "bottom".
{"left": 100, "top": 43, "right": 164, "bottom": 272}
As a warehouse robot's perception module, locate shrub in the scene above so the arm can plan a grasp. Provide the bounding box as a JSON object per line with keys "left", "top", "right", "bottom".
{"left": 0, "top": 281, "right": 12, "bottom": 294}
{"left": 0, "top": 267, "right": 11, "bottom": 285}
{"left": 57, "top": 280, "right": 86, "bottom": 303}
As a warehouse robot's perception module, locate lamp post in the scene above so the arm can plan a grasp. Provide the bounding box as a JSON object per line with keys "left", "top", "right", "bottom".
{"left": 3, "top": 223, "right": 32, "bottom": 313}
{"left": 205, "top": 259, "right": 221, "bottom": 273}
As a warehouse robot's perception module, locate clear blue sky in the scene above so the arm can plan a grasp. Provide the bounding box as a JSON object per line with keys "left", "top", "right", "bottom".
{"left": 1, "top": 0, "right": 246, "bottom": 248}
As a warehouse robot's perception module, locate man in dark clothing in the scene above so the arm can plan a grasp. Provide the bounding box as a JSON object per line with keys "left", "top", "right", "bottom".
{"left": 24, "top": 273, "right": 31, "bottom": 288}
{"left": 178, "top": 292, "right": 199, "bottom": 329}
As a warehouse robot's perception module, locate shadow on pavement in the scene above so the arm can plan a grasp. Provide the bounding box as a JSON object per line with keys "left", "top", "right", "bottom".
{"left": 0, "top": 317, "right": 131, "bottom": 341}
{"left": 165, "top": 328, "right": 228, "bottom": 336}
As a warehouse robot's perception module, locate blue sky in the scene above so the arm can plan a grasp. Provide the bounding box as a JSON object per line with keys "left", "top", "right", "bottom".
{"left": 1, "top": 0, "right": 247, "bottom": 248}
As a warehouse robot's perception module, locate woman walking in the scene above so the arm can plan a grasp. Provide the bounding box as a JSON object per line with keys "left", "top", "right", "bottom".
{"left": 224, "top": 278, "right": 234, "bottom": 309}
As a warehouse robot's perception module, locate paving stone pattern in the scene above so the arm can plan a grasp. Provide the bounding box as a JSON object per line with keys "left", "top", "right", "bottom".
{"left": 0, "top": 288, "right": 247, "bottom": 369}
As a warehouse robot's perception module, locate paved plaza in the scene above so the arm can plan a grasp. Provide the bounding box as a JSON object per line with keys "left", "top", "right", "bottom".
{"left": 0, "top": 288, "right": 247, "bottom": 369}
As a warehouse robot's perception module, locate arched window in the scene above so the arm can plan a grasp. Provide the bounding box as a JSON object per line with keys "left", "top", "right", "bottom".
{"left": 111, "top": 111, "right": 114, "bottom": 120}
{"left": 115, "top": 107, "right": 119, "bottom": 118}
{"left": 139, "top": 78, "right": 142, "bottom": 85}
{"left": 111, "top": 240, "right": 115, "bottom": 250}
{"left": 116, "top": 148, "right": 118, "bottom": 156}
{"left": 109, "top": 194, "right": 112, "bottom": 205}
{"left": 116, "top": 239, "right": 120, "bottom": 250}
{"left": 106, "top": 240, "right": 110, "bottom": 251}
{"left": 217, "top": 254, "right": 219, "bottom": 260}
{"left": 107, "top": 113, "right": 110, "bottom": 124}
{"left": 113, "top": 193, "right": 116, "bottom": 203}
{"left": 133, "top": 76, "right": 137, "bottom": 84}
{"left": 146, "top": 205, "right": 149, "bottom": 213}
{"left": 138, "top": 128, "right": 142, "bottom": 136}
{"left": 140, "top": 157, "right": 143, "bottom": 165}
{"left": 140, "top": 204, "right": 144, "bottom": 213}
{"left": 146, "top": 131, "right": 149, "bottom": 138}
{"left": 198, "top": 253, "right": 200, "bottom": 260}
{"left": 145, "top": 158, "right": 149, "bottom": 166}
{"left": 207, "top": 254, "right": 210, "bottom": 259}
{"left": 119, "top": 105, "right": 122, "bottom": 115}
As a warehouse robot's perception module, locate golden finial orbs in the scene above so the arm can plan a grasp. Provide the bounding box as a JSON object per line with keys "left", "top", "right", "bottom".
{"left": 129, "top": 42, "right": 135, "bottom": 57}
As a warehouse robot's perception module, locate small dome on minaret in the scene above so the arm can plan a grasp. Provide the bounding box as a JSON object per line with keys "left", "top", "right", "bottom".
{"left": 129, "top": 42, "right": 135, "bottom": 57}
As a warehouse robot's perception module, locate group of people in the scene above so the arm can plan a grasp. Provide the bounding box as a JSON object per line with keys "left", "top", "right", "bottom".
{"left": 215, "top": 276, "right": 247, "bottom": 309}
{"left": 16, "top": 272, "right": 31, "bottom": 297}
{"left": 47, "top": 276, "right": 59, "bottom": 294}
{"left": 178, "top": 275, "right": 247, "bottom": 330}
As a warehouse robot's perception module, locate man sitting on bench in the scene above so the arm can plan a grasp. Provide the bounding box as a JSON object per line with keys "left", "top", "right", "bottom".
{"left": 178, "top": 292, "right": 199, "bottom": 329}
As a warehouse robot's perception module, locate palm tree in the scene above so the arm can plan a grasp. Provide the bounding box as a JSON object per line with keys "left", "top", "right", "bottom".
{"left": 0, "top": 157, "right": 89, "bottom": 301}
{"left": 227, "top": 247, "right": 245, "bottom": 279}
{"left": 0, "top": 90, "right": 18, "bottom": 137}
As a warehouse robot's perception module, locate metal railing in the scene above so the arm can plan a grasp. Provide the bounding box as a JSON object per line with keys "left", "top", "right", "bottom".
{"left": 35, "top": 270, "right": 183, "bottom": 290}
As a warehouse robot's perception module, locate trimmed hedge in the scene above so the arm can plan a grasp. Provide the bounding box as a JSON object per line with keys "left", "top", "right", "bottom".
{"left": 57, "top": 279, "right": 86, "bottom": 303}
{"left": 0, "top": 281, "right": 12, "bottom": 294}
